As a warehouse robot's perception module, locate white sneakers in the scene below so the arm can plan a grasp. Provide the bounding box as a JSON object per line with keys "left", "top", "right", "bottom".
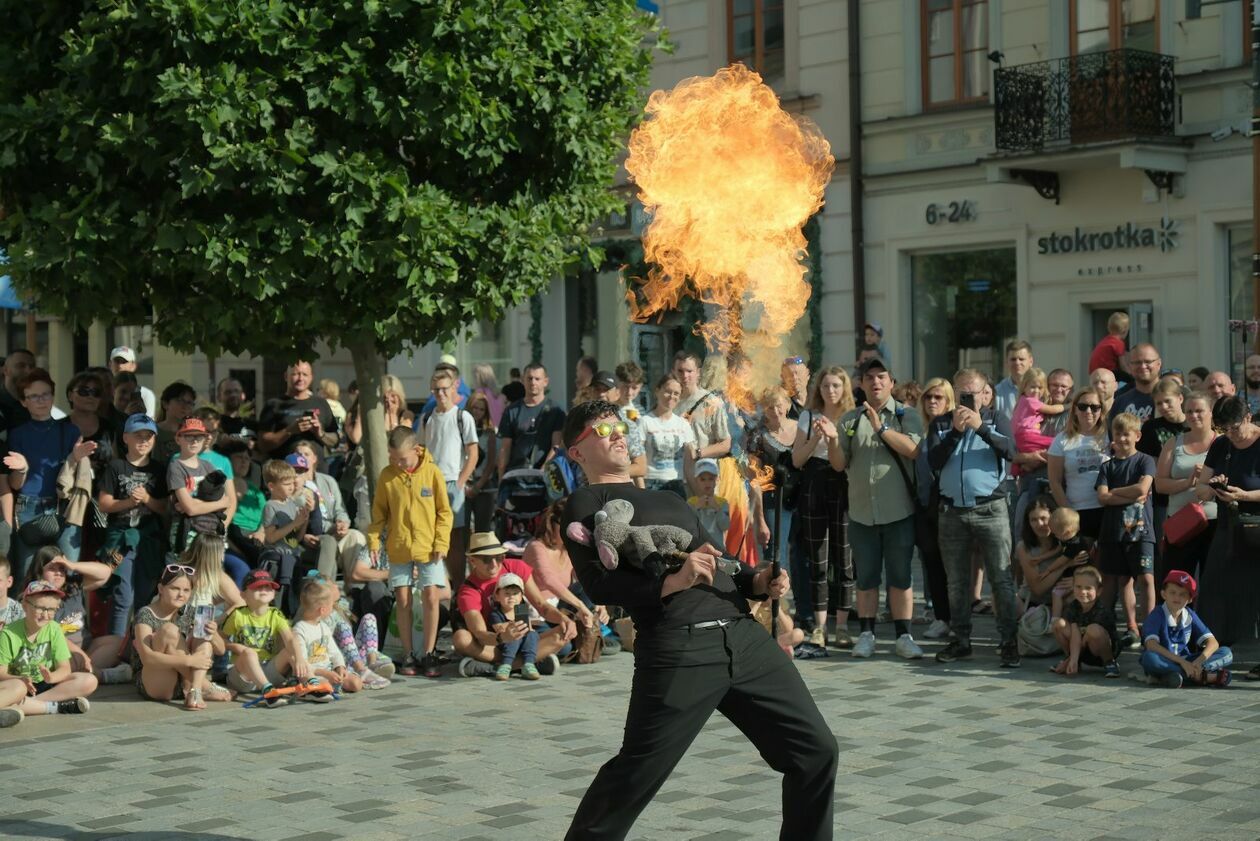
{"left": 923, "top": 619, "right": 951, "bottom": 640}
{"left": 851, "top": 632, "right": 925, "bottom": 659}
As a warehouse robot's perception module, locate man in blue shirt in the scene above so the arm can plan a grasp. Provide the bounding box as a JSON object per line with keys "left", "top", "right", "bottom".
{"left": 927, "top": 368, "right": 1021, "bottom": 668}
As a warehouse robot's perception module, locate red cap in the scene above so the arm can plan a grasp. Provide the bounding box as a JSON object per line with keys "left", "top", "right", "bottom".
{"left": 243, "top": 570, "right": 281, "bottom": 592}
{"left": 22, "top": 580, "right": 66, "bottom": 600}
{"left": 177, "top": 418, "right": 207, "bottom": 436}
{"left": 1162, "top": 570, "right": 1197, "bottom": 598}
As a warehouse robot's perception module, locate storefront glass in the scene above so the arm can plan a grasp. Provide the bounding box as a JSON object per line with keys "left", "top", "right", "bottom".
{"left": 911, "top": 247, "right": 1017, "bottom": 384}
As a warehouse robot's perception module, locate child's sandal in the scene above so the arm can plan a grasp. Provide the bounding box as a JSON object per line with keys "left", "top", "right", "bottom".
{"left": 183, "top": 687, "right": 205, "bottom": 711}
{"left": 203, "top": 682, "right": 235, "bottom": 702}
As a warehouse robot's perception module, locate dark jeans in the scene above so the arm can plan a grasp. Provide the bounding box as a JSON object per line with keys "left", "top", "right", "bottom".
{"left": 101, "top": 520, "right": 165, "bottom": 637}
{"left": 565, "top": 618, "right": 837, "bottom": 841}
{"left": 939, "top": 499, "right": 1017, "bottom": 645}
{"left": 491, "top": 610, "right": 539, "bottom": 666}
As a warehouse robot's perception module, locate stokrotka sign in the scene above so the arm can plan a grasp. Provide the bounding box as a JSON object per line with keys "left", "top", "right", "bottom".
{"left": 1037, "top": 217, "right": 1179, "bottom": 255}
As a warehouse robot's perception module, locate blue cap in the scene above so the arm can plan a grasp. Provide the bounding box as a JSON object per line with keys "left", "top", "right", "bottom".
{"left": 124, "top": 414, "right": 158, "bottom": 435}
{"left": 694, "top": 458, "right": 720, "bottom": 477}
{"left": 864, "top": 321, "right": 883, "bottom": 337}
{"left": 285, "top": 453, "right": 310, "bottom": 470}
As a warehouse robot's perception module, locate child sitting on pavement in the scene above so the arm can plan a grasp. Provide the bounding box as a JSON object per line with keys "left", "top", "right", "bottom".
{"left": 26, "top": 546, "right": 129, "bottom": 684}
{"left": 688, "top": 458, "right": 730, "bottom": 538}
{"left": 1051, "top": 565, "right": 1120, "bottom": 678}
{"left": 222, "top": 569, "right": 307, "bottom": 696}
{"left": 0, "top": 581, "right": 97, "bottom": 728}
{"left": 487, "top": 572, "right": 542, "bottom": 681}
{"left": 1140, "top": 570, "right": 1232, "bottom": 688}
{"left": 275, "top": 575, "right": 363, "bottom": 695}
{"left": 325, "top": 584, "right": 392, "bottom": 689}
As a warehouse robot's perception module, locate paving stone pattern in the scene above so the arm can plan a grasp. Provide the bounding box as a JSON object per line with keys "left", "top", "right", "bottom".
{"left": 2, "top": 619, "right": 1260, "bottom": 841}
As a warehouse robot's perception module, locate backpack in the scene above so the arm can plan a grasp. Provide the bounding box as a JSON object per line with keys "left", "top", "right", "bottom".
{"left": 1016, "top": 605, "right": 1061, "bottom": 657}
{"left": 543, "top": 447, "right": 586, "bottom": 502}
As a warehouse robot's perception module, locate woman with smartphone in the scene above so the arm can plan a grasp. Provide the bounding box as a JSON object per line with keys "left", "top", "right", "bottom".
{"left": 1193, "top": 396, "right": 1260, "bottom": 676}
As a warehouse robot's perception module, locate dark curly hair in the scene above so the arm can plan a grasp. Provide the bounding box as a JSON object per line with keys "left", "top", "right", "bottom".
{"left": 562, "top": 399, "right": 622, "bottom": 447}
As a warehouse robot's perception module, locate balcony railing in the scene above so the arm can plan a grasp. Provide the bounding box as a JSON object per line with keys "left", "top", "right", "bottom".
{"left": 994, "top": 48, "right": 1176, "bottom": 153}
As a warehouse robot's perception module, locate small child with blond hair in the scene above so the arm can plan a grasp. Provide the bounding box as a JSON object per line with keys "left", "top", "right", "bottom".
{"left": 272, "top": 576, "right": 363, "bottom": 695}
{"left": 1011, "top": 368, "right": 1066, "bottom": 475}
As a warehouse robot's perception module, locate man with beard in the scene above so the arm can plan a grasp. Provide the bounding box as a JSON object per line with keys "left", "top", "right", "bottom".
{"left": 1109, "top": 344, "right": 1162, "bottom": 424}
{"left": 216, "top": 377, "right": 254, "bottom": 438}
{"left": 560, "top": 399, "right": 837, "bottom": 841}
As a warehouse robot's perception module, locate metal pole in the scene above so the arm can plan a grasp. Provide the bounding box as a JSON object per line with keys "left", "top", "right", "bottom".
{"left": 847, "top": 0, "right": 867, "bottom": 351}
{"left": 770, "top": 469, "right": 783, "bottom": 640}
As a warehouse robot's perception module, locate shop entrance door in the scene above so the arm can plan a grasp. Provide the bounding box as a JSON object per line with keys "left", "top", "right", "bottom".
{"left": 1088, "top": 301, "right": 1153, "bottom": 375}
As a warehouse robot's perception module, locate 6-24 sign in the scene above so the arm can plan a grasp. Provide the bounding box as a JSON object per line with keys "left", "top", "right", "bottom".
{"left": 925, "top": 200, "right": 977, "bottom": 225}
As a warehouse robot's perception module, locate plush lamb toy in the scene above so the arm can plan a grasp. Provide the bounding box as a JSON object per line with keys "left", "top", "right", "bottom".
{"left": 566, "top": 498, "right": 739, "bottom": 575}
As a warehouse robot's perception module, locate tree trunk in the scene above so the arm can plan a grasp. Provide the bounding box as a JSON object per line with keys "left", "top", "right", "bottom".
{"left": 348, "top": 333, "right": 389, "bottom": 499}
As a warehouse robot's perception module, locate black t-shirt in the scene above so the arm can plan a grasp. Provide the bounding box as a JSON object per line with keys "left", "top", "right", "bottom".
{"left": 258, "top": 394, "right": 337, "bottom": 459}
{"left": 1096, "top": 452, "right": 1156, "bottom": 545}
{"left": 0, "top": 386, "right": 29, "bottom": 433}
{"left": 1062, "top": 597, "right": 1117, "bottom": 641}
{"left": 562, "top": 482, "right": 755, "bottom": 634}
{"left": 1137, "top": 416, "right": 1187, "bottom": 506}
{"left": 497, "top": 398, "right": 565, "bottom": 472}
{"left": 501, "top": 381, "right": 525, "bottom": 403}
{"left": 1109, "top": 385, "right": 1154, "bottom": 425}
{"left": 219, "top": 414, "right": 256, "bottom": 437}
{"left": 101, "top": 457, "right": 167, "bottom": 528}
{"left": 1205, "top": 434, "right": 1260, "bottom": 515}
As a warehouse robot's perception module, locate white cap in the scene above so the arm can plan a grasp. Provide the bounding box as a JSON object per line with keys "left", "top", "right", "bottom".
{"left": 495, "top": 572, "right": 526, "bottom": 592}
{"left": 110, "top": 346, "right": 136, "bottom": 363}
{"left": 439, "top": 353, "right": 458, "bottom": 367}
{"left": 694, "top": 458, "right": 720, "bottom": 476}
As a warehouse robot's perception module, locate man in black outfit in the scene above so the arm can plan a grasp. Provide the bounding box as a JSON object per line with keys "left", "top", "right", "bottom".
{"left": 560, "top": 400, "right": 837, "bottom": 841}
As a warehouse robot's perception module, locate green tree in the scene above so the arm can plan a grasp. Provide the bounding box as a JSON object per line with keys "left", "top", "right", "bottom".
{"left": 0, "top": 0, "right": 657, "bottom": 487}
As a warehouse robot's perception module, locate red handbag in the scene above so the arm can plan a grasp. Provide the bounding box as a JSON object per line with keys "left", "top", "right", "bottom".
{"left": 1163, "top": 502, "right": 1208, "bottom": 547}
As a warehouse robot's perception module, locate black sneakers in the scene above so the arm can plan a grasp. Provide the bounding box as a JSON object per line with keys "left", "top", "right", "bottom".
{"left": 935, "top": 640, "right": 973, "bottom": 663}
{"left": 56, "top": 697, "right": 90, "bottom": 714}
{"left": 999, "top": 642, "right": 1022, "bottom": 669}
{"left": 421, "top": 652, "right": 442, "bottom": 678}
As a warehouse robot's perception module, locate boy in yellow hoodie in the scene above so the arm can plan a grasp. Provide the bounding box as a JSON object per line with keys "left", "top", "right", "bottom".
{"left": 368, "top": 426, "right": 453, "bottom": 677}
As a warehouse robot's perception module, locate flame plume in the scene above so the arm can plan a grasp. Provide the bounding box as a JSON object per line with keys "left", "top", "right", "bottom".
{"left": 625, "top": 64, "right": 835, "bottom": 409}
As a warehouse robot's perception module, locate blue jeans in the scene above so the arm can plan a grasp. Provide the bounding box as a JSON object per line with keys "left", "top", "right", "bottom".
{"left": 11, "top": 495, "right": 80, "bottom": 594}
{"left": 938, "top": 499, "right": 1017, "bottom": 645}
{"left": 1140, "top": 647, "right": 1232, "bottom": 677}
{"left": 491, "top": 610, "right": 540, "bottom": 665}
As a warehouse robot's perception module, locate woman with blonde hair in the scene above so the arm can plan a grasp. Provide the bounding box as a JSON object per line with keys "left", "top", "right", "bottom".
{"left": 345, "top": 374, "right": 415, "bottom": 445}
{"left": 1046, "top": 387, "right": 1110, "bottom": 539}
{"left": 915, "top": 377, "right": 955, "bottom": 640}
{"left": 471, "top": 363, "right": 506, "bottom": 427}
{"left": 318, "top": 378, "right": 348, "bottom": 427}
{"left": 791, "top": 365, "right": 856, "bottom": 647}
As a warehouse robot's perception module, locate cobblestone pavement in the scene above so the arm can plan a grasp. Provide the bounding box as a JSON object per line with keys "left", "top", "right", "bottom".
{"left": 3, "top": 618, "right": 1260, "bottom": 841}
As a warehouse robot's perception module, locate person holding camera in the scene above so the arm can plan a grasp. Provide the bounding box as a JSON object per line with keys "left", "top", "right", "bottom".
{"left": 926, "top": 368, "right": 1021, "bottom": 667}
{"left": 560, "top": 400, "right": 836, "bottom": 841}
{"left": 257, "top": 361, "right": 339, "bottom": 460}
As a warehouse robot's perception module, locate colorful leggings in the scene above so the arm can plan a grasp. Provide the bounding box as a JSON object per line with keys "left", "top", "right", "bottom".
{"left": 330, "top": 614, "right": 380, "bottom": 671}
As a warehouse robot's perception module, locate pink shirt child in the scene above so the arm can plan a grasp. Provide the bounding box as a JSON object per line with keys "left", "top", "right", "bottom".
{"left": 1011, "top": 394, "right": 1057, "bottom": 476}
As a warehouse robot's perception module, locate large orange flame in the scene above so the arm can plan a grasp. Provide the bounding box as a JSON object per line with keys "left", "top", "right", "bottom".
{"left": 625, "top": 64, "right": 834, "bottom": 409}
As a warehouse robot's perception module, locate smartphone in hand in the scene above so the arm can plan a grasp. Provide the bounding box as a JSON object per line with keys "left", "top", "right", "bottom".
{"left": 514, "top": 602, "right": 531, "bottom": 627}
{"left": 192, "top": 605, "right": 215, "bottom": 640}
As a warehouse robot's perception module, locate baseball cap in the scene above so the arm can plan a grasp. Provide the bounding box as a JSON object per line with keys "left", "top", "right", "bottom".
{"left": 592, "top": 371, "right": 617, "bottom": 391}
{"left": 1163, "top": 570, "right": 1197, "bottom": 598}
{"left": 694, "top": 458, "right": 720, "bottom": 477}
{"left": 109, "top": 346, "right": 137, "bottom": 364}
{"left": 856, "top": 356, "right": 891, "bottom": 379}
{"left": 243, "top": 569, "right": 282, "bottom": 592}
{"left": 439, "top": 353, "right": 458, "bottom": 367}
{"left": 124, "top": 413, "right": 159, "bottom": 435}
{"left": 495, "top": 572, "right": 526, "bottom": 592}
{"left": 176, "top": 418, "right": 207, "bottom": 437}
{"left": 864, "top": 321, "right": 884, "bottom": 337}
{"left": 285, "top": 453, "right": 310, "bottom": 471}
{"left": 23, "top": 580, "right": 66, "bottom": 601}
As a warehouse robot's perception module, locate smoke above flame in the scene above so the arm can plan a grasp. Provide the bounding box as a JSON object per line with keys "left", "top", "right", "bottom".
{"left": 625, "top": 64, "right": 835, "bottom": 410}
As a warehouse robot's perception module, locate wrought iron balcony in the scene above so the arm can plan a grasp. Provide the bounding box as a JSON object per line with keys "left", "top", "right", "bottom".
{"left": 994, "top": 48, "right": 1176, "bottom": 153}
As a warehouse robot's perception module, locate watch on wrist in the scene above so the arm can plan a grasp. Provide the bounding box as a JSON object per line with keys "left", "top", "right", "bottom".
{"left": 878, "top": 423, "right": 889, "bottom": 435}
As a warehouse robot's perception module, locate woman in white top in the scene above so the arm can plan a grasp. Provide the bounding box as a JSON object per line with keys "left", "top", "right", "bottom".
{"left": 640, "top": 375, "right": 696, "bottom": 498}
{"left": 791, "top": 366, "right": 855, "bottom": 648}
{"left": 1046, "top": 387, "right": 1110, "bottom": 539}
{"left": 1154, "top": 392, "right": 1218, "bottom": 579}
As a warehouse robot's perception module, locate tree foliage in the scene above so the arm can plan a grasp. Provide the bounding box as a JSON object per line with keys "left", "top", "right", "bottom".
{"left": 0, "top": 0, "right": 658, "bottom": 359}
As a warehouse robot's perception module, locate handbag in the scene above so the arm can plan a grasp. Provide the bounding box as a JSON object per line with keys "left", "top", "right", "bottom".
{"left": 1163, "top": 502, "right": 1208, "bottom": 547}
{"left": 562, "top": 619, "right": 604, "bottom": 665}
{"left": 1017, "top": 605, "right": 1061, "bottom": 657}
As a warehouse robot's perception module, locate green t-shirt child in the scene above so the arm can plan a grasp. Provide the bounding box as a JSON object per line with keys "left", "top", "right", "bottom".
{"left": 0, "top": 620, "right": 71, "bottom": 681}
{"left": 220, "top": 606, "right": 289, "bottom": 663}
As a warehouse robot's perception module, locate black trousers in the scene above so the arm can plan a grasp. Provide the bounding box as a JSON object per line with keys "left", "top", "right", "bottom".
{"left": 565, "top": 617, "right": 838, "bottom": 841}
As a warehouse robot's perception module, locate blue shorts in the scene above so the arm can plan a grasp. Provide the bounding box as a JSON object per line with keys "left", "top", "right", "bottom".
{"left": 447, "top": 480, "right": 467, "bottom": 529}
{"left": 388, "top": 560, "right": 449, "bottom": 591}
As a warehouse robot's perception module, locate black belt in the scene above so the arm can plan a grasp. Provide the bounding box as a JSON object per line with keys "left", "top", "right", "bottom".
{"left": 680, "top": 616, "right": 745, "bottom": 631}
{"left": 941, "top": 493, "right": 1003, "bottom": 508}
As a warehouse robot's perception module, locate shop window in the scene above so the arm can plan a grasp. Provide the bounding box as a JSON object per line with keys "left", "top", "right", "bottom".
{"left": 728, "top": 0, "right": 785, "bottom": 84}
{"left": 922, "top": 0, "right": 989, "bottom": 108}
{"left": 1228, "top": 224, "right": 1254, "bottom": 374}
{"left": 911, "top": 247, "right": 1017, "bottom": 384}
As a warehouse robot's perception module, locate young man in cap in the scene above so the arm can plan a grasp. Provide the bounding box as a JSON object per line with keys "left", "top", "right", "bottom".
{"left": 560, "top": 399, "right": 836, "bottom": 841}
{"left": 108, "top": 346, "right": 156, "bottom": 417}
{"left": 830, "top": 357, "right": 925, "bottom": 661}
{"left": 451, "top": 532, "right": 576, "bottom": 677}
{"left": 0, "top": 580, "right": 97, "bottom": 726}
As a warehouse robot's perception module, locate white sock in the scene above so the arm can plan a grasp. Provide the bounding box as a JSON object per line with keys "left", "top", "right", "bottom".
{"left": 45, "top": 701, "right": 58, "bottom": 714}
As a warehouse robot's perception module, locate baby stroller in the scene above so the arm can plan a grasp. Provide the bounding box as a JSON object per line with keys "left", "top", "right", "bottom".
{"left": 497, "top": 468, "right": 548, "bottom": 542}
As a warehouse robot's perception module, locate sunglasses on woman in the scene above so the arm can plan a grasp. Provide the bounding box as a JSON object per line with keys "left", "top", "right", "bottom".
{"left": 75, "top": 386, "right": 102, "bottom": 397}
{"left": 573, "top": 420, "right": 629, "bottom": 445}
{"left": 1075, "top": 403, "right": 1102, "bottom": 413}
{"left": 160, "top": 563, "right": 195, "bottom": 583}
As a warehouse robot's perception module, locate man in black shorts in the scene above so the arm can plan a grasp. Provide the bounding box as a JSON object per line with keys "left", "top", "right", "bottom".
{"left": 560, "top": 400, "right": 837, "bottom": 841}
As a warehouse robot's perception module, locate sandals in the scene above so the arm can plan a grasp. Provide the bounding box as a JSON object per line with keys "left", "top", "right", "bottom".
{"left": 203, "top": 682, "right": 235, "bottom": 703}
{"left": 183, "top": 687, "right": 205, "bottom": 711}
